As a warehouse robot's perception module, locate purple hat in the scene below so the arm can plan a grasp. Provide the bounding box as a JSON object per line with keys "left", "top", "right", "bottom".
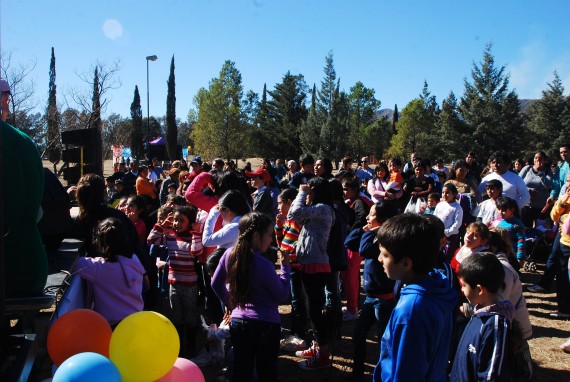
{"left": 0, "top": 79, "right": 10, "bottom": 94}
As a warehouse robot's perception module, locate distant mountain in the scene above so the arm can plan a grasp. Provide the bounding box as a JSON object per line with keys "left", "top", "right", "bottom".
{"left": 376, "top": 108, "right": 398, "bottom": 121}
{"left": 519, "top": 99, "right": 538, "bottom": 114}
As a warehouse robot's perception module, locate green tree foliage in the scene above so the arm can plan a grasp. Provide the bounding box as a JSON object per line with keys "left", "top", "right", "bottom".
{"left": 318, "top": 52, "right": 342, "bottom": 160}
{"left": 265, "top": 71, "right": 308, "bottom": 159}
{"left": 437, "top": 91, "right": 469, "bottom": 161}
{"left": 130, "top": 86, "right": 144, "bottom": 159}
{"left": 458, "top": 44, "right": 524, "bottom": 160}
{"left": 526, "top": 71, "right": 570, "bottom": 159}
{"left": 240, "top": 89, "right": 260, "bottom": 159}
{"left": 392, "top": 104, "right": 399, "bottom": 134}
{"left": 166, "top": 55, "right": 178, "bottom": 160}
{"left": 91, "top": 66, "right": 102, "bottom": 132}
{"left": 102, "top": 113, "right": 130, "bottom": 159}
{"left": 300, "top": 84, "right": 321, "bottom": 156}
{"left": 347, "top": 81, "right": 381, "bottom": 158}
{"left": 46, "top": 47, "right": 61, "bottom": 163}
{"left": 191, "top": 60, "right": 245, "bottom": 161}
{"left": 388, "top": 98, "right": 431, "bottom": 159}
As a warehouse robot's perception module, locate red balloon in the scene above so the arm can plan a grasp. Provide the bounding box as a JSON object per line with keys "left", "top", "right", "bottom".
{"left": 156, "top": 358, "right": 205, "bottom": 382}
{"left": 47, "top": 309, "right": 112, "bottom": 366}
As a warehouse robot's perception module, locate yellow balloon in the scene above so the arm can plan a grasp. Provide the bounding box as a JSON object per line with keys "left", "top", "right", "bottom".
{"left": 109, "top": 311, "right": 179, "bottom": 382}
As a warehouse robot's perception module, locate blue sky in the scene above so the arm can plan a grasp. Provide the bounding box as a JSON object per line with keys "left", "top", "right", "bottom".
{"left": 1, "top": 0, "right": 569, "bottom": 121}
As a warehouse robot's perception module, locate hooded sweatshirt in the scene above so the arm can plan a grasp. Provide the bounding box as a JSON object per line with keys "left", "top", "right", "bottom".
{"left": 75, "top": 255, "right": 145, "bottom": 325}
{"left": 374, "top": 269, "right": 458, "bottom": 382}
{"left": 450, "top": 301, "right": 515, "bottom": 382}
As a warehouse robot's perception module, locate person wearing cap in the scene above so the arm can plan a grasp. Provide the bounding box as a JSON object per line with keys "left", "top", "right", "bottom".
{"left": 186, "top": 156, "right": 203, "bottom": 184}
{"left": 247, "top": 168, "right": 274, "bottom": 217}
{"left": 108, "top": 179, "right": 127, "bottom": 207}
{"left": 1, "top": 78, "right": 11, "bottom": 122}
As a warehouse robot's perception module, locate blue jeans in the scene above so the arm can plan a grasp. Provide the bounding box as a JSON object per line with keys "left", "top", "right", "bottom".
{"left": 230, "top": 318, "right": 281, "bottom": 382}
{"left": 353, "top": 296, "right": 395, "bottom": 377}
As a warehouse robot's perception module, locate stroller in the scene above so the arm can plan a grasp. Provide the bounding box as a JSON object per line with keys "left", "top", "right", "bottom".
{"left": 523, "top": 219, "right": 556, "bottom": 273}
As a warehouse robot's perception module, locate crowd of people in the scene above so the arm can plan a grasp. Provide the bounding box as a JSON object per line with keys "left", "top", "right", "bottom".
{"left": 69, "top": 146, "right": 570, "bottom": 381}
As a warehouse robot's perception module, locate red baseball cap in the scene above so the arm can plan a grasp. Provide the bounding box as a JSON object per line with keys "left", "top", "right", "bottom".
{"left": 246, "top": 168, "right": 271, "bottom": 183}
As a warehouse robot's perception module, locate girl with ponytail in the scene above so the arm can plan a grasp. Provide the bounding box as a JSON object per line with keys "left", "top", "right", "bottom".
{"left": 211, "top": 211, "right": 291, "bottom": 382}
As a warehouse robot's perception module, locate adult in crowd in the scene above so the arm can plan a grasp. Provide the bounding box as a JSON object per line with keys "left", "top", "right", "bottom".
{"left": 1, "top": 78, "right": 48, "bottom": 297}
{"left": 465, "top": 151, "right": 483, "bottom": 184}
{"left": 281, "top": 160, "right": 298, "bottom": 187}
{"left": 548, "top": 143, "right": 570, "bottom": 203}
{"left": 478, "top": 151, "right": 530, "bottom": 211}
{"left": 159, "top": 167, "right": 181, "bottom": 205}
{"left": 122, "top": 161, "right": 139, "bottom": 195}
{"left": 136, "top": 165, "right": 156, "bottom": 199}
{"left": 519, "top": 151, "right": 553, "bottom": 228}
{"left": 315, "top": 157, "right": 334, "bottom": 180}
{"left": 355, "top": 156, "right": 374, "bottom": 184}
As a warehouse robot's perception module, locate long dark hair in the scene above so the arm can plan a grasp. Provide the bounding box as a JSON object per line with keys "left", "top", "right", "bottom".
{"left": 93, "top": 217, "right": 131, "bottom": 262}
{"left": 226, "top": 212, "right": 273, "bottom": 308}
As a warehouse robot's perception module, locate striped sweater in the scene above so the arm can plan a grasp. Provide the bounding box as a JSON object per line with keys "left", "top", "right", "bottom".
{"left": 147, "top": 224, "right": 201, "bottom": 286}
{"left": 275, "top": 219, "right": 302, "bottom": 269}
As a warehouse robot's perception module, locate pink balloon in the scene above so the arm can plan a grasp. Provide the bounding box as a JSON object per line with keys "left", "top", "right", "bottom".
{"left": 156, "top": 358, "right": 205, "bottom": 382}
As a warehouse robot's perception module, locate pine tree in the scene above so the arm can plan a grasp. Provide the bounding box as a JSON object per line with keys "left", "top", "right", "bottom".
{"left": 300, "top": 84, "right": 321, "bottom": 155}
{"left": 46, "top": 47, "right": 61, "bottom": 165}
{"left": 318, "top": 51, "right": 341, "bottom": 160}
{"left": 438, "top": 91, "right": 468, "bottom": 160}
{"left": 166, "top": 55, "right": 178, "bottom": 160}
{"left": 458, "top": 43, "right": 524, "bottom": 160}
{"left": 347, "top": 81, "right": 380, "bottom": 158}
{"left": 130, "top": 86, "right": 144, "bottom": 159}
{"left": 91, "top": 66, "right": 101, "bottom": 132}
{"left": 526, "top": 71, "right": 570, "bottom": 159}
{"left": 392, "top": 104, "right": 399, "bottom": 134}
{"left": 266, "top": 71, "right": 308, "bottom": 159}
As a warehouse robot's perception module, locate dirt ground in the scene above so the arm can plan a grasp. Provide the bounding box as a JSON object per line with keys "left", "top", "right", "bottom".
{"left": 44, "top": 160, "right": 570, "bottom": 381}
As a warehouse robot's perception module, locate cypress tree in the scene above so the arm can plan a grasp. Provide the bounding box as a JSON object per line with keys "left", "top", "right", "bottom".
{"left": 130, "top": 86, "right": 144, "bottom": 159}
{"left": 46, "top": 47, "right": 61, "bottom": 164}
{"left": 392, "top": 104, "right": 399, "bottom": 134}
{"left": 91, "top": 66, "right": 101, "bottom": 132}
{"left": 166, "top": 55, "right": 178, "bottom": 160}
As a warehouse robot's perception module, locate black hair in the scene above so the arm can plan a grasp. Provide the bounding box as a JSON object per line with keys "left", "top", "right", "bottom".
{"left": 495, "top": 196, "right": 519, "bottom": 217}
{"left": 442, "top": 183, "right": 458, "bottom": 195}
{"left": 227, "top": 212, "right": 273, "bottom": 308}
{"left": 328, "top": 179, "right": 344, "bottom": 204}
{"left": 127, "top": 195, "right": 147, "bottom": 217}
{"left": 317, "top": 157, "right": 333, "bottom": 175}
{"left": 389, "top": 157, "right": 402, "bottom": 167}
{"left": 77, "top": 173, "right": 106, "bottom": 220}
{"left": 279, "top": 188, "right": 298, "bottom": 202}
{"left": 428, "top": 192, "right": 440, "bottom": 201}
{"left": 375, "top": 162, "right": 389, "bottom": 181}
{"left": 94, "top": 217, "right": 131, "bottom": 262}
{"left": 174, "top": 205, "right": 198, "bottom": 226}
{"left": 299, "top": 153, "right": 315, "bottom": 167}
{"left": 308, "top": 176, "right": 333, "bottom": 206}
{"left": 486, "top": 179, "right": 503, "bottom": 192}
{"left": 490, "top": 151, "right": 510, "bottom": 165}
{"left": 219, "top": 189, "right": 250, "bottom": 216}
{"left": 414, "top": 160, "right": 426, "bottom": 171}
{"left": 166, "top": 194, "right": 187, "bottom": 206}
{"left": 342, "top": 177, "right": 360, "bottom": 192}
{"left": 458, "top": 252, "right": 505, "bottom": 293}
{"left": 373, "top": 201, "right": 398, "bottom": 223}
{"left": 449, "top": 160, "right": 468, "bottom": 180}
{"left": 377, "top": 213, "right": 439, "bottom": 275}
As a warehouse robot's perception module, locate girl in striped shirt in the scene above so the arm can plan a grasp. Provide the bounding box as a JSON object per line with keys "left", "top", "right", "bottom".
{"left": 148, "top": 205, "right": 202, "bottom": 358}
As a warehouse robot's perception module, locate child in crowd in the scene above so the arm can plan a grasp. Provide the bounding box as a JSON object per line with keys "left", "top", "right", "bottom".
{"left": 274, "top": 188, "right": 307, "bottom": 351}
{"left": 450, "top": 253, "right": 514, "bottom": 382}
{"left": 451, "top": 222, "right": 490, "bottom": 274}
{"left": 288, "top": 177, "right": 335, "bottom": 370}
{"left": 246, "top": 168, "right": 274, "bottom": 217}
{"left": 477, "top": 179, "right": 503, "bottom": 226}
{"left": 74, "top": 218, "right": 146, "bottom": 326}
{"left": 345, "top": 201, "right": 398, "bottom": 380}
{"left": 403, "top": 160, "right": 435, "bottom": 210}
{"left": 434, "top": 183, "right": 463, "bottom": 262}
{"left": 126, "top": 195, "right": 147, "bottom": 246}
{"left": 388, "top": 158, "right": 403, "bottom": 192}
{"left": 488, "top": 230, "right": 533, "bottom": 379}
{"left": 374, "top": 213, "right": 458, "bottom": 382}
{"left": 211, "top": 212, "right": 291, "bottom": 382}
{"left": 147, "top": 205, "right": 202, "bottom": 358}
{"left": 495, "top": 196, "right": 526, "bottom": 267}
{"left": 422, "top": 192, "right": 439, "bottom": 214}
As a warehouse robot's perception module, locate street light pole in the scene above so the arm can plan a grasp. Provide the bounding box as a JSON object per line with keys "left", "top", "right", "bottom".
{"left": 146, "top": 55, "right": 158, "bottom": 162}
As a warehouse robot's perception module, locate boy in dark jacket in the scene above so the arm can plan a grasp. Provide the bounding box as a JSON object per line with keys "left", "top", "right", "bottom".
{"left": 345, "top": 201, "right": 398, "bottom": 380}
{"left": 450, "top": 253, "right": 514, "bottom": 382}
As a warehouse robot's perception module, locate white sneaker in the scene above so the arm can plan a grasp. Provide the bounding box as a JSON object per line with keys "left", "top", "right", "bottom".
{"left": 190, "top": 348, "right": 212, "bottom": 367}
{"left": 281, "top": 335, "right": 307, "bottom": 352}
{"left": 561, "top": 338, "right": 570, "bottom": 353}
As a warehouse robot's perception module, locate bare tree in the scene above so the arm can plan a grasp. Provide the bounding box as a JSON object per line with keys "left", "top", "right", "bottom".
{"left": 0, "top": 50, "right": 38, "bottom": 127}
{"left": 65, "top": 59, "right": 121, "bottom": 126}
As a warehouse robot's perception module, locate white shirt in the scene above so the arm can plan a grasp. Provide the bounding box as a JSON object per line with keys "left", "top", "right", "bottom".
{"left": 478, "top": 171, "right": 531, "bottom": 210}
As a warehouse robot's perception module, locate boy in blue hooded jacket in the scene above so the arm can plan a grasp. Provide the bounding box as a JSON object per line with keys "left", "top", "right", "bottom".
{"left": 374, "top": 213, "right": 458, "bottom": 382}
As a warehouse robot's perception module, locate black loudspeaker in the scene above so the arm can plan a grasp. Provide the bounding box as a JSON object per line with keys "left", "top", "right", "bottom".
{"left": 60, "top": 128, "right": 102, "bottom": 184}
{"left": 38, "top": 168, "right": 73, "bottom": 251}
